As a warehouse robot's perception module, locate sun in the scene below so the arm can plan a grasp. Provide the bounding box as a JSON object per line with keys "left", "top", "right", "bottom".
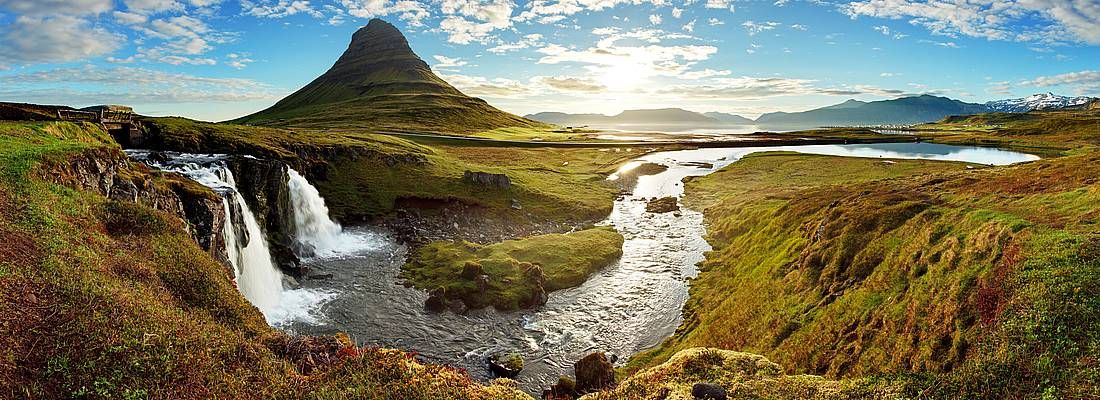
{"left": 597, "top": 62, "right": 648, "bottom": 91}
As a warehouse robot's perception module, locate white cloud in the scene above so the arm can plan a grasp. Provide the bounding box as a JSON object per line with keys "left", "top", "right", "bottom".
{"left": 532, "top": 75, "right": 606, "bottom": 92}
{"left": 0, "top": 16, "right": 123, "bottom": 64}
{"left": 487, "top": 33, "right": 543, "bottom": 53}
{"left": 707, "top": 17, "right": 724, "bottom": 26}
{"left": 1021, "top": 70, "right": 1100, "bottom": 95}
{"left": 226, "top": 53, "right": 255, "bottom": 69}
{"left": 535, "top": 28, "right": 717, "bottom": 90}
{"left": 671, "top": 7, "right": 683, "bottom": 18}
{"left": 432, "top": 55, "right": 468, "bottom": 68}
{"left": 243, "top": 0, "right": 324, "bottom": 18}
{"left": 682, "top": 19, "right": 696, "bottom": 33}
{"left": 124, "top": 0, "right": 182, "bottom": 13}
{"left": 649, "top": 14, "right": 662, "bottom": 25}
{"left": 790, "top": 24, "right": 807, "bottom": 31}
{"left": 339, "top": 0, "right": 430, "bottom": 26}
{"left": 844, "top": 0, "right": 1100, "bottom": 44}
{"left": 114, "top": 11, "right": 149, "bottom": 25}
{"left": 436, "top": 0, "right": 515, "bottom": 43}
{"left": 657, "top": 77, "right": 913, "bottom": 100}
{"left": 0, "top": 0, "right": 113, "bottom": 16}
{"left": 704, "top": 0, "right": 734, "bottom": 11}
{"left": 0, "top": 65, "right": 282, "bottom": 104}
{"left": 742, "top": 20, "right": 780, "bottom": 35}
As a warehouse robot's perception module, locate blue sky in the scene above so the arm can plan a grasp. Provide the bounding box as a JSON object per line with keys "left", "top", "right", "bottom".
{"left": 0, "top": 0, "right": 1098, "bottom": 121}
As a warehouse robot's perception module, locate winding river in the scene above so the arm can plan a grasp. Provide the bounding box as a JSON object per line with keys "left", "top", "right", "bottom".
{"left": 284, "top": 142, "right": 1038, "bottom": 394}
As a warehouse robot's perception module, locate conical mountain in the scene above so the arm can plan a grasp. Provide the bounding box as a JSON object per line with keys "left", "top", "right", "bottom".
{"left": 233, "top": 19, "right": 544, "bottom": 133}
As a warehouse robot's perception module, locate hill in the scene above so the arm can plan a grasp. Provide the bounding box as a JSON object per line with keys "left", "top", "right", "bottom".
{"left": 702, "top": 111, "right": 756, "bottom": 124}
{"left": 231, "top": 19, "right": 543, "bottom": 133}
{"left": 755, "top": 95, "right": 990, "bottom": 127}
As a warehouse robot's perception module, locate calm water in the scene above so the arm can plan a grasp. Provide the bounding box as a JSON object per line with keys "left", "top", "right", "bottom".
{"left": 283, "top": 142, "right": 1037, "bottom": 394}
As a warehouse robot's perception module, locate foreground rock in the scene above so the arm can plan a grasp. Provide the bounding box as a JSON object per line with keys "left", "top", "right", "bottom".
{"left": 574, "top": 352, "right": 616, "bottom": 394}
{"left": 488, "top": 352, "right": 524, "bottom": 378}
{"left": 646, "top": 196, "right": 680, "bottom": 213}
{"left": 580, "top": 348, "right": 899, "bottom": 399}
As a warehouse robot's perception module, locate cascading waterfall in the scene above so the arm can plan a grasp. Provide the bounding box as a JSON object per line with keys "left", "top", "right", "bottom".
{"left": 286, "top": 167, "right": 367, "bottom": 257}
{"left": 219, "top": 168, "right": 284, "bottom": 317}
{"left": 126, "top": 150, "right": 363, "bottom": 326}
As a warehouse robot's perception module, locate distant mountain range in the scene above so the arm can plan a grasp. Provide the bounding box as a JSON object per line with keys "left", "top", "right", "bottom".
{"left": 527, "top": 93, "right": 1096, "bottom": 129}
{"left": 525, "top": 108, "right": 752, "bottom": 126}
{"left": 985, "top": 92, "right": 1094, "bottom": 113}
{"left": 233, "top": 19, "right": 542, "bottom": 132}
{"left": 754, "top": 95, "right": 991, "bottom": 127}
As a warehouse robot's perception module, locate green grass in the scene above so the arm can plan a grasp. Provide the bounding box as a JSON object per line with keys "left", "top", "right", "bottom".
{"left": 143, "top": 117, "right": 638, "bottom": 225}
{"left": 914, "top": 110, "right": 1100, "bottom": 154}
{"left": 402, "top": 226, "right": 625, "bottom": 310}
{"left": 624, "top": 145, "right": 1100, "bottom": 398}
{"left": 0, "top": 121, "right": 534, "bottom": 399}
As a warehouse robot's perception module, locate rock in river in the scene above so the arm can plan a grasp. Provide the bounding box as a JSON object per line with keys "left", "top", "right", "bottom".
{"left": 646, "top": 196, "right": 680, "bottom": 213}
{"left": 488, "top": 352, "right": 524, "bottom": 378}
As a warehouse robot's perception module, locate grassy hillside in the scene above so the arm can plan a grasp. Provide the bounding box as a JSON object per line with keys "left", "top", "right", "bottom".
{"left": 0, "top": 121, "right": 532, "bottom": 399}
{"left": 915, "top": 110, "right": 1100, "bottom": 153}
{"left": 626, "top": 146, "right": 1100, "bottom": 398}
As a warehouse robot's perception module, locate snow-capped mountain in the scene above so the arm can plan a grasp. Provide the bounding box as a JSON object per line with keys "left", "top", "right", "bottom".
{"left": 986, "top": 93, "right": 1095, "bottom": 112}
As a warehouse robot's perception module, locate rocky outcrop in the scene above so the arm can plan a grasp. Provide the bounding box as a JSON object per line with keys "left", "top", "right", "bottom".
{"left": 574, "top": 352, "right": 616, "bottom": 394}
{"left": 226, "top": 157, "right": 303, "bottom": 275}
{"left": 463, "top": 170, "right": 511, "bottom": 189}
{"left": 646, "top": 197, "right": 680, "bottom": 213}
{"left": 39, "top": 146, "right": 229, "bottom": 267}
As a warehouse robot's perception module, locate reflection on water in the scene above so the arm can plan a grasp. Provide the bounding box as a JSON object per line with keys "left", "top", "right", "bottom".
{"left": 288, "top": 142, "right": 1037, "bottom": 394}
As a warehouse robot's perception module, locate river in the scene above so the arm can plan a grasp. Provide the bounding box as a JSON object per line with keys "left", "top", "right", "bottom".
{"left": 282, "top": 142, "right": 1038, "bottom": 394}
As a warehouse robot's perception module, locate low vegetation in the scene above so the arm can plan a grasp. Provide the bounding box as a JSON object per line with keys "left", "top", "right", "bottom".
{"left": 914, "top": 110, "right": 1100, "bottom": 154}
{"left": 626, "top": 141, "right": 1100, "bottom": 397}
{"left": 584, "top": 348, "right": 898, "bottom": 400}
{"left": 142, "top": 117, "right": 641, "bottom": 226}
{"left": 0, "top": 121, "right": 533, "bottom": 399}
{"left": 402, "top": 226, "right": 625, "bottom": 310}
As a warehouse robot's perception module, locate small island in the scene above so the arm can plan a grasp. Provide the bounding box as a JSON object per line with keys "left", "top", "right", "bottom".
{"left": 402, "top": 226, "right": 625, "bottom": 311}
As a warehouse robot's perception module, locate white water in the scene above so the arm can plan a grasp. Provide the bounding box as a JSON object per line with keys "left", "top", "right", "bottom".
{"left": 286, "top": 168, "right": 371, "bottom": 258}
{"left": 126, "top": 151, "right": 346, "bottom": 326}
{"left": 220, "top": 169, "right": 285, "bottom": 318}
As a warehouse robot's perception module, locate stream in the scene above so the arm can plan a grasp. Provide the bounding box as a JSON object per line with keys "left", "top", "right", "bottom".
{"left": 284, "top": 142, "right": 1038, "bottom": 394}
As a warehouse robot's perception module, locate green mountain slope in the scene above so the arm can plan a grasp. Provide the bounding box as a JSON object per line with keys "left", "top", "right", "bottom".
{"left": 232, "top": 19, "right": 544, "bottom": 133}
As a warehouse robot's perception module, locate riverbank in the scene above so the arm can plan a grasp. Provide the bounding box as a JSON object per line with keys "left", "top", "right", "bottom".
{"left": 630, "top": 128, "right": 1100, "bottom": 398}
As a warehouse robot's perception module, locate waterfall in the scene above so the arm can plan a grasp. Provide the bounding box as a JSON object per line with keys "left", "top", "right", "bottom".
{"left": 219, "top": 168, "right": 284, "bottom": 318}
{"left": 127, "top": 151, "right": 352, "bottom": 326}
{"left": 286, "top": 167, "right": 367, "bottom": 258}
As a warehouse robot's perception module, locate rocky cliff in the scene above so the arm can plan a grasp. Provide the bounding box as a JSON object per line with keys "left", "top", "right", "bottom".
{"left": 226, "top": 156, "right": 304, "bottom": 275}
{"left": 37, "top": 145, "right": 230, "bottom": 267}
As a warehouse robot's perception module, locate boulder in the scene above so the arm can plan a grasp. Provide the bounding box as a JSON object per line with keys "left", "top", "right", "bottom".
{"left": 691, "top": 382, "right": 727, "bottom": 400}
{"left": 574, "top": 352, "right": 615, "bottom": 393}
{"left": 464, "top": 170, "right": 511, "bottom": 189}
{"left": 646, "top": 196, "right": 680, "bottom": 213}
{"left": 488, "top": 352, "right": 524, "bottom": 378}
{"left": 461, "top": 261, "right": 484, "bottom": 279}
